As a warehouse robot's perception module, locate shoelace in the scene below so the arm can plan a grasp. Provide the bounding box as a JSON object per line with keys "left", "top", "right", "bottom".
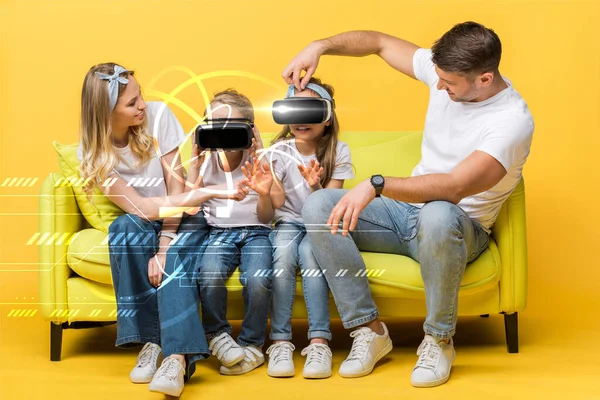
{"left": 266, "top": 342, "right": 295, "bottom": 365}
{"left": 136, "top": 343, "right": 160, "bottom": 367}
{"left": 155, "top": 357, "right": 182, "bottom": 381}
{"left": 346, "top": 328, "right": 375, "bottom": 361}
{"left": 210, "top": 334, "right": 238, "bottom": 360}
{"left": 415, "top": 340, "right": 442, "bottom": 370}
{"left": 301, "top": 343, "right": 332, "bottom": 365}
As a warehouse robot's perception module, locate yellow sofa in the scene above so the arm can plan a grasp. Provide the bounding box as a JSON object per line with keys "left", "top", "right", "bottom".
{"left": 39, "top": 131, "right": 527, "bottom": 361}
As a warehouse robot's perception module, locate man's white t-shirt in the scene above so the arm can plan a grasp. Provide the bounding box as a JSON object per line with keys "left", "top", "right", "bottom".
{"left": 411, "top": 48, "right": 534, "bottom": 231}
{"left": 200, "top": 150, "right": 268, "bottom": 228}
{"left": 77, "top": 101, "right": 186, "bottom": 198}
{"left": 268, "top": 138, "right": 354, "bottom": 224}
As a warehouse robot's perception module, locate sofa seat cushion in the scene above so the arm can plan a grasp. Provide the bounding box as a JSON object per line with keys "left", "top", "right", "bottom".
{"left": 67, "top": 229, "right": 112, "bottom": 285}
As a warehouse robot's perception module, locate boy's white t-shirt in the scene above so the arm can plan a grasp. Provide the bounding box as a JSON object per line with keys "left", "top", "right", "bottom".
{"left": 268, "top": 138, "right": 354, "bottom": 224}
{"left": 77, "top": 101, "right": 186, "bottom": 198}
{"left": 411, "top": 48, "right": 534, "bottom": 231}
{"left": 200, "top": 151, "right": 268, "bottom": 228}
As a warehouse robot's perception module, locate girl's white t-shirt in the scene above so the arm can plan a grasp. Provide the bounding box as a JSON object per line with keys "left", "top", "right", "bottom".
{"left": 268, "top": 138, "right": 354, "bottom": 224}
{"left": 78, "top": 102, "right": 187, "bottom": 198}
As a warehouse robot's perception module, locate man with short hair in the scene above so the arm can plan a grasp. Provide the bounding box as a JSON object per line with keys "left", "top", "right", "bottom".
{"left": 283, "top": 22, "right": 534, "bottom": 387}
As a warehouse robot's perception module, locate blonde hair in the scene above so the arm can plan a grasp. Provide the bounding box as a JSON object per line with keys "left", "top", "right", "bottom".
{"left": 271, "top": 77, "right": 342, "bottom": 187}
{"left": 206, "top": 89, "right": 255, "bottom": 121}
{"left": 79, "top": 62, "right": 154, "bottom": 194}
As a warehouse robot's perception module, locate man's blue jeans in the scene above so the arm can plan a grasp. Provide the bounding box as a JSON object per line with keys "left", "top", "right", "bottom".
{"left": 302, "top": 189, "right": 490, "bottom": 340}
{"left": 269, "top": 222, "right": 332, "bottom": 341}
{"left": 198, "top": 226, "right": 273, "bottom": 347}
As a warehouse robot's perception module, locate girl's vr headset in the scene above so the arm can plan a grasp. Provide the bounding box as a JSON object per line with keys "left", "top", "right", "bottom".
{"left": 272, "top": 97, "right": 334, "bottom": 125}
{"left": 195, "top": 118, "right": 254, "bottom": 151}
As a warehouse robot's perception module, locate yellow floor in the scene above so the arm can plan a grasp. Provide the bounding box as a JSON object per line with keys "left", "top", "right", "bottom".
{"left": 1, "top": 297, "right": 599, "bottom": 400}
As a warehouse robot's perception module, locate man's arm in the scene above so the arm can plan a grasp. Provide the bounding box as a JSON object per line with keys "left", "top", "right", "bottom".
{"left": 328, "top": 151, "right": 507, "bottom": 235}
{"left": 283, "top": 30, "right": 420, "bottom": 90}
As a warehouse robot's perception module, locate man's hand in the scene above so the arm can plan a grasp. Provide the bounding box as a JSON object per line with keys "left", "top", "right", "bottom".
{"left": 327, "top": 179, "right": 376, "bottom": 236}
{"left": 282, "top": 42, "right": 323, "bottom": 90}
{"left": 299, "top": 159, "right": 324, "bottom": 190}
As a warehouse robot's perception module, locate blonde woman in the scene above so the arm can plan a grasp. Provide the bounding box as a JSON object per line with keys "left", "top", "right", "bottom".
{"left": 77, "top": 63, "right": 247, "bottom": 395}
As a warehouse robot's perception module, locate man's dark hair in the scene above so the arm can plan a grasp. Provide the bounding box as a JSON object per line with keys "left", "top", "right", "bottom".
{"left": 431, "top": 21, "right": 502, "bottom": 76}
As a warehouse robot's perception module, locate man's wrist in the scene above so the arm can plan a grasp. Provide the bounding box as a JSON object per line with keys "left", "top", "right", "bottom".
{"left": 311, "top": 40, "right": 327, "bottom": 57}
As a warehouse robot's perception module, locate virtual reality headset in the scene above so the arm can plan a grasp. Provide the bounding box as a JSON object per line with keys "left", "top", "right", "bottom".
{"left": 195, "top": 118, "right": 254, "bottom": 151}
{"left": 272, "top": 97, "right": 334, "bottom": 125}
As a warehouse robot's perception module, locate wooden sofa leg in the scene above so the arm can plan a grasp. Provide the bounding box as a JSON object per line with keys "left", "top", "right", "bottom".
{"left": 50, "top": 322, "right": 64, "bottom": 361}
{"left": 504, "top": 312, "right": 519, "bottom": 353}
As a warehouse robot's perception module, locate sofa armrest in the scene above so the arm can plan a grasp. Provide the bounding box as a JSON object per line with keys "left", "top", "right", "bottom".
{"left": 38, "top": 173, "right": 86, "bottom": 322}
{"left": 491, "top": 178, "right": 528, "bottom": 314}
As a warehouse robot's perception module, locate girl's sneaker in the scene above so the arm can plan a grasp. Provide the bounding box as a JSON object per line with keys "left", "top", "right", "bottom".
{"left": 266, "top": 342, "right": 296, "bottom": 377}
{"left": 301, "top": 343, "right": 332, "bottom": 379}
{"left": 220, "top": 346, "right": 264, "bottom": 375}
{"left": 130, "top": 342, "right": 162, "bottom": 383}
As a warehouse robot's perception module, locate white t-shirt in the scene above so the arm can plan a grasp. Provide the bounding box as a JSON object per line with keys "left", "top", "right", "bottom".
{"left": 268, "top": 138, "right": 354, "bottom": 223}
{"left": 78, "top": 101, "right": 186, "bottom": 198}
{"left": 412, "top": 48, "right": 534, "bottom": 231}
{"left": 200, "top": 150, "right": 268, "bottom": 228}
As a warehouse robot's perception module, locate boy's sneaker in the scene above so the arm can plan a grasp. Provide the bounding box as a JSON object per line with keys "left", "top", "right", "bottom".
{"left": 266, "top": 342, "right": 295, "bottom": 377}
{"left": 338, "top": 322, "right": 393, "bottom": 378}
{"left": 209, "top": 333, "right": 246, "bottom": 367}
{"left": 130, "top": 342, "right": 162, "bottom": 383}
{"left": 301, "top": 343, "right": 332, "bottom": 379}
{"left": 411, "top": 335, "right": 455, "bottom": 388}
{"left": 220, "top": 346, "right": 264, "bottom": 375}
{"left": 148, "top": 356, "right": 185, "bottom": 397}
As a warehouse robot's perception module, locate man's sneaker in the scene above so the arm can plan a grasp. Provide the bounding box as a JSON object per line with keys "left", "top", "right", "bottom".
{"left": 266, "top": 342, "right": 295, "bottom": 377}
{"left": 411, "top": 335, "right": 455, "bottom": 388}
{"left": 148, "top": 356, "right": 185, "bottom": 397}
{"left": 301, "top": 343, "right": 332, "bottom": 379}
{"left": 130, "top": 342, "right": 162, "bottom": 383}
{"left": 338, "top": 322, "right": 393, "bottom": 378}
{"left": 220, "top": 346, "right": 264, "bottom": 375}
{"left": 209, "top": 333, "right": 246, "bottom": 367}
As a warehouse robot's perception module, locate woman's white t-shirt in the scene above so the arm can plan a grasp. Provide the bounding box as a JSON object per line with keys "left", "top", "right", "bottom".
{"left": 78, "top": 102, "right": 187, "bottom": 198}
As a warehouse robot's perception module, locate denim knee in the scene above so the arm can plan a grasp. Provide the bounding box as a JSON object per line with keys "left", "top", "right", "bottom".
{"left": 301, "top": 190, "right": 335, "bottom": 225}
{"left": 417, "top": 201, "right": 464, "bottom": 241}
{"left": 244, "top": 274, "right": 272, "bottom": 294}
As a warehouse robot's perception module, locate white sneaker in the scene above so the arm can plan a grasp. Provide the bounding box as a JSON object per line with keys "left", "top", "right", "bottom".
{"left": 220, "top": 346, "right": 264, "bottom": 375}
{"left": 209, "top": 333, "right": 246, "bottom": 367}
{"left": 301, "top": 343, "right": 332, "bottom": 379}
{"left": 411, "top": 336, "right": 455, "bottom": 388}
{"left": 148, "top": 356, "right": 185, "bottom": 397}
{"left": 266, "top": 342, "right": 295, "bottom": 377}
{"left": 338, "top": 322, "right": 393, "bottom": 378}
{"left": 130, "top": 342, "right": 162, "bottom": 383}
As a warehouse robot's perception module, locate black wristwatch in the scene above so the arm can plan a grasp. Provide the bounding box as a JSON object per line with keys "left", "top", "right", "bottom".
{"left": 370, "top": 174, "right": 385, "bottom": 197}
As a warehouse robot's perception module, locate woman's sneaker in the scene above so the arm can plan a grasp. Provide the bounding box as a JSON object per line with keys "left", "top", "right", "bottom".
{"left": 301, "top": 343, "right": 332, "bottom": 379}
{"left": 220, "top": 346, "right": 264, "bottom": 375}
{"left": 148, "top": 356, "right": 185, "bottom": 397}
{"left": 130, "top": 342, "right": 162, "bottom": 383}
{"left": 266, "top": 342, "right": 295, "bottom": 377}
{"left": 209, "top": 333, "right": 246, "bottom": 367}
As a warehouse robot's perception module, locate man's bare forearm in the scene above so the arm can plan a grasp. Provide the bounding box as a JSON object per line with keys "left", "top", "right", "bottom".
{"left": 314, "top": 30, "right": 383, "bottom": 57}
{"left": 382, "top": 175, "right": 462, "bottom": 204}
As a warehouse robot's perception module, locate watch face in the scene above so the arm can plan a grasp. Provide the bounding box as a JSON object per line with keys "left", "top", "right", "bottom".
{"left": 372, "top": 175, "right": 384, "bottom": 185}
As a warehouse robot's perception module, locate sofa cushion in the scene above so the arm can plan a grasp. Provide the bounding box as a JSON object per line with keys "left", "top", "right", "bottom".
{"left": 67, "top": 229, "right": 112, "bottom": 285}
{"left": 53, "top": 142, "right": 124, "bottom": 233}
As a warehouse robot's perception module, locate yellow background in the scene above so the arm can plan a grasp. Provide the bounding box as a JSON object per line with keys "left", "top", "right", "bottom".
{"left": 1, "top": 0, "right": 599, "bottom": 398}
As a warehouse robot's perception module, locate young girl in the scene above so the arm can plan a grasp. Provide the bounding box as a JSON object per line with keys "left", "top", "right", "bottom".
{"left": 265, "top": 78, "right": 354, "bottom": 378}
{"left": 188, "top": 90, "right": 275, "bottom": 376}
{"left": 77, "top": 63, "right": 247, "bottom": 397}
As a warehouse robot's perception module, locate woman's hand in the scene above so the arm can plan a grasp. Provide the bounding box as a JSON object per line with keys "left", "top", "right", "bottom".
{"left": 241, "top": 157, "right": 274, "bottom": 197}
{"left": 299, "top": 159, "right": 324, "bottom": 190}
{"left": 147, "top": 248, "right": 167, "bottom": 287}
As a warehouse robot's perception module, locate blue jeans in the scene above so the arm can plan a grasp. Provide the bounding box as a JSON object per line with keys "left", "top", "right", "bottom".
{"left": 269, "top": 222, "right": 332, "bottom": 341}
{"left": 302, "top": 189, "right": 490, "bottom": 340}
{"left": 198, "top": 226, "right": 273, "bottom": 347}
{"left": 109, "top": 214, "right": 162, "bottom": 348}
{"left": 157, "top": 213, "right": 211, "bottom": 379}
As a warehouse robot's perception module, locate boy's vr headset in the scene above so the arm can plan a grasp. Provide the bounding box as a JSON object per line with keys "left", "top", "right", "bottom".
{"left": 195, "top": 118, "right": 254, "bottom": 151}
{"left": 272, "top": 97, "right": 334, "bottom": 125}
